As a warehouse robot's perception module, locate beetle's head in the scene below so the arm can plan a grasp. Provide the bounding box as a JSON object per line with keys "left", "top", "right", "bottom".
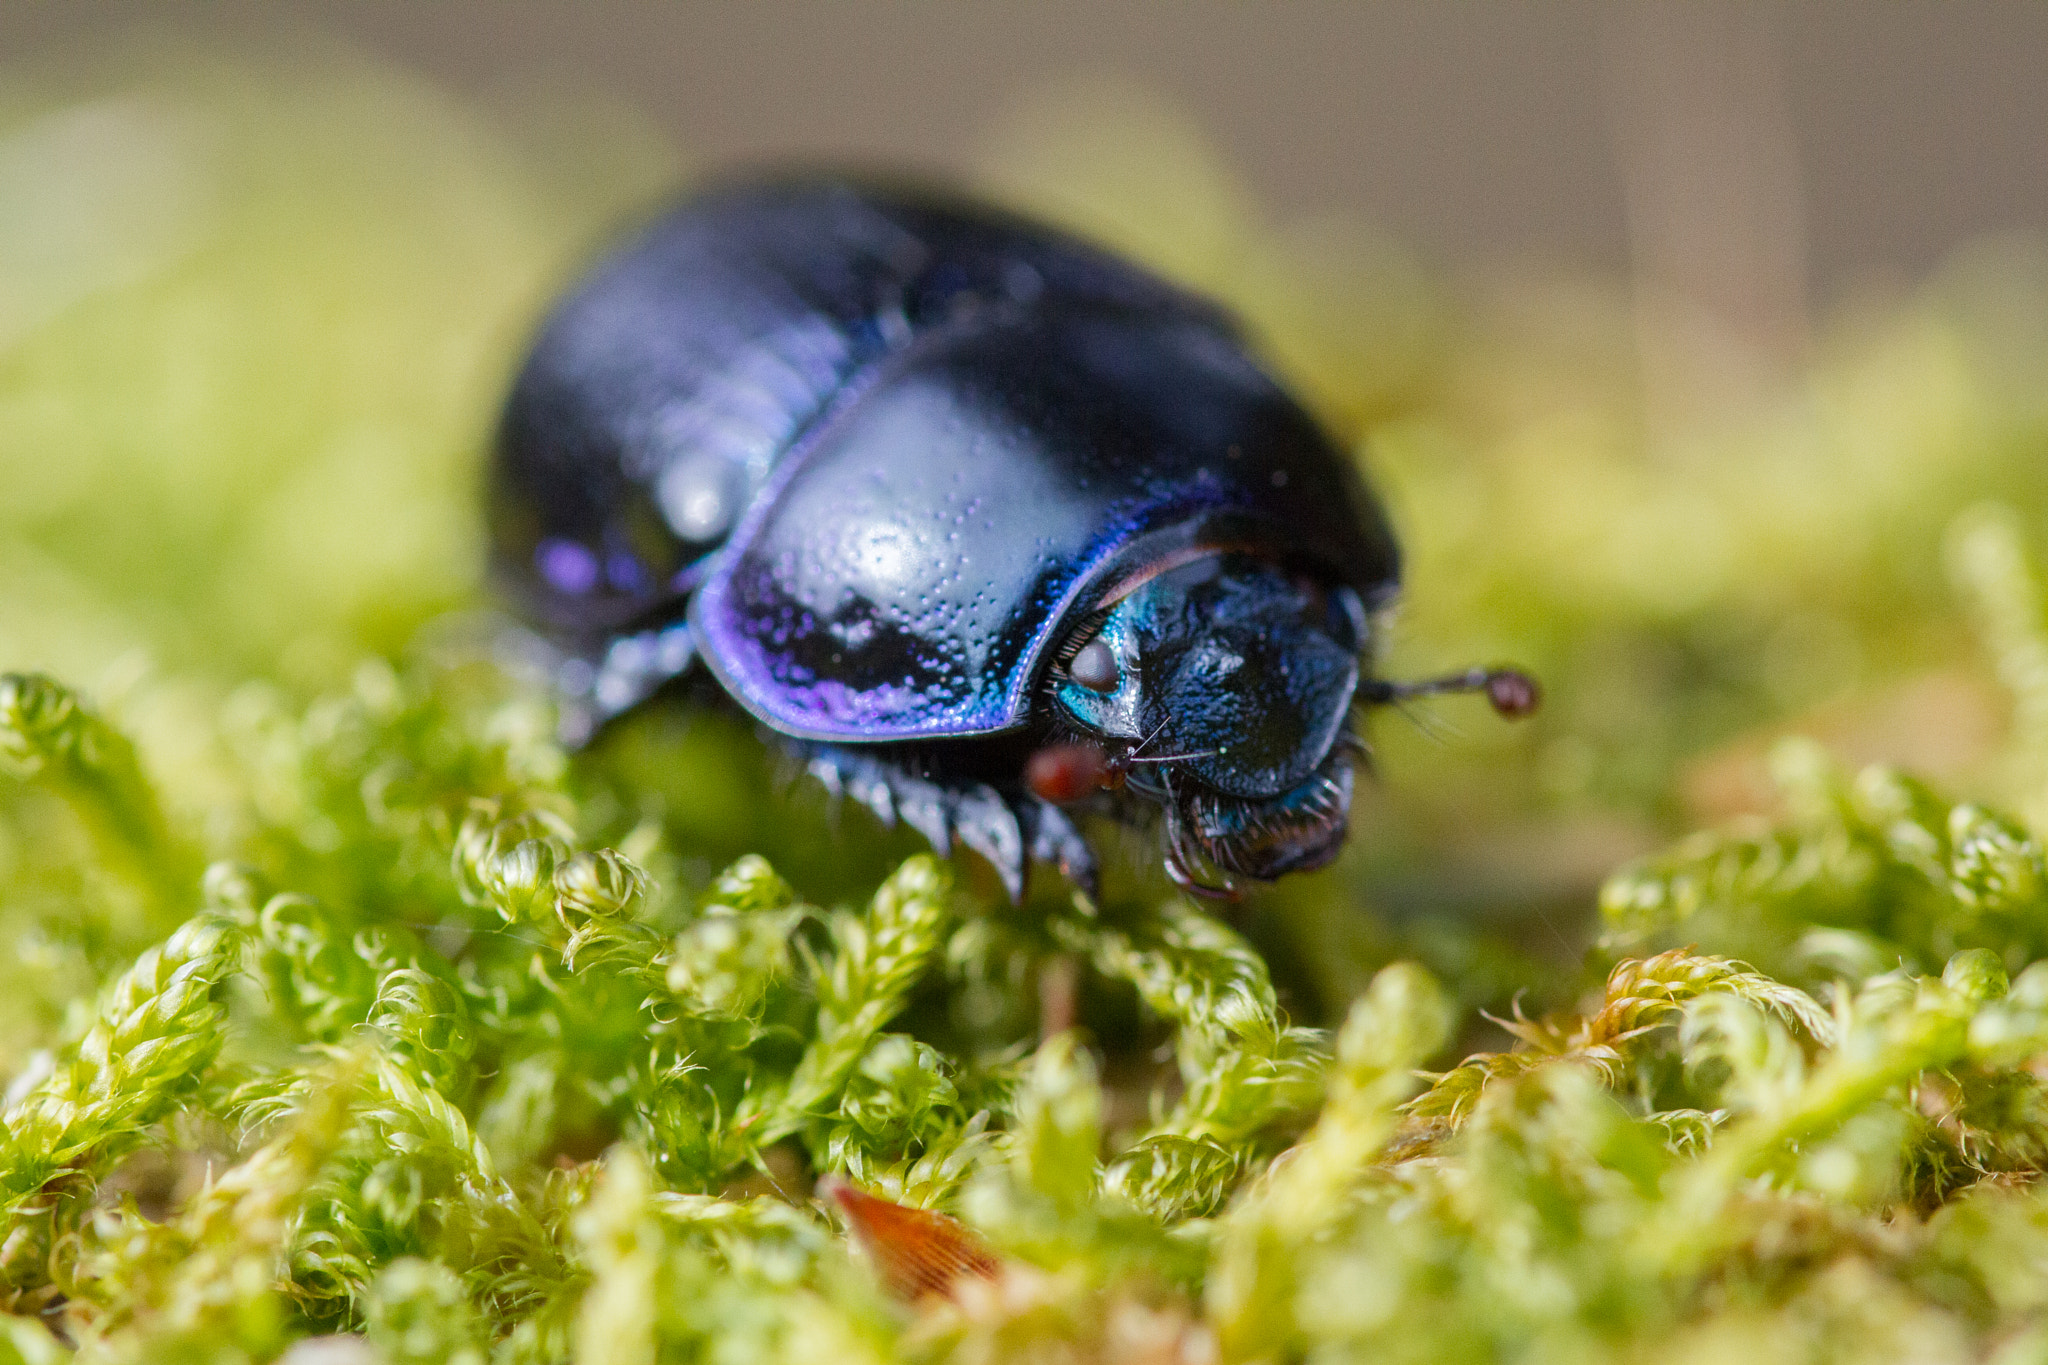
{"left": 1041, "top": 554, "right": 1366, "bottom": 890}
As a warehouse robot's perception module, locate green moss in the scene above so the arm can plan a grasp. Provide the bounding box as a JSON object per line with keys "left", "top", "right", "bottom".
{"left": 8, "top": 36, "right": 2048, "bottom": 1365}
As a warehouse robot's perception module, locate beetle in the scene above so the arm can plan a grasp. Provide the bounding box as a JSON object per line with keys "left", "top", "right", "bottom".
{"left": 488, "top": 175, "right": 1534, "bottom": 900}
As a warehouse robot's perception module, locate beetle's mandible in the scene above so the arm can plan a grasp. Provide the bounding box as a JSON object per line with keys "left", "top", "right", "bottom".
{"left": 488, "top": 176, "right": 1534, "bottom": 899}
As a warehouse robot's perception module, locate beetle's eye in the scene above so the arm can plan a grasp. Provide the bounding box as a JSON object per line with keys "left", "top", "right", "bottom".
{"left": 1068, "top": 638, "right": 1119, "bottom": 693}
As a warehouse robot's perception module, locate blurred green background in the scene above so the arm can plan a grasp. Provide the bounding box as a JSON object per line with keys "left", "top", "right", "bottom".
{"left": 3, "top": 5, "right": 2047, "bottom": 1032}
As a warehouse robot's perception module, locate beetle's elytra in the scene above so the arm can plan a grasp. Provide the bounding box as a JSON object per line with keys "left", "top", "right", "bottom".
{"left": 489, "top": 175, "right": 1533, "bottom": 899}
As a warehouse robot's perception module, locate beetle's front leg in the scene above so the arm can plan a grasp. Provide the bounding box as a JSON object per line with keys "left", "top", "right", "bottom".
{"left": 513, "top": 618, "right": 699, "bottom": 748}
{"left": 799, "top": 744, "right": 1097, "bottom": 902}
{"left": 1017, "top": 799, "right": 1098, "bottom": 900}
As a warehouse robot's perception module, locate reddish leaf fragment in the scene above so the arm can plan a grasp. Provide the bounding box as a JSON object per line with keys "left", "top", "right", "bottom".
{"left": 820, "top": 1175, "right": 1001, "bottom": 1302}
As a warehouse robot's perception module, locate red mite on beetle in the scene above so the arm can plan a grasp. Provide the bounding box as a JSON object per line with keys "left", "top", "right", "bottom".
{"left": 490, "top": 174, "right": 1538, "bottom": 900}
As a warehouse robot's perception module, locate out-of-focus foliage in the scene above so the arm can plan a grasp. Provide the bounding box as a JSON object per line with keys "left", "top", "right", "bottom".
{"left": 6, "top": 36, "right": 2048, "bottom": 1365}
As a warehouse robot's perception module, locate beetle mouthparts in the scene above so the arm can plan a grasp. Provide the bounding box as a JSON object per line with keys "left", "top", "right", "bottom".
{"left": 1165, "top": 745, "right": 1355, "bottom": 895}
{"left": 1361, "top": 666, "right": 1542, "bottom": 720}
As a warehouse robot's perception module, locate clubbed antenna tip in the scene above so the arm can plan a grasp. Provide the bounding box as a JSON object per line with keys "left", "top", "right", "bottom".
{"left": 1362, "top": 666, "right": 1542, "bottom": 720}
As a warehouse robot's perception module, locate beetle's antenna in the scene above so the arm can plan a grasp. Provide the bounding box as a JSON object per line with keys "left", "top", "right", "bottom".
{"left": 1126, "top": 747, "right": 1222, "bottom": 765}
{"left": 1360, "top": 666, "right": 1541, "bottom": 719}
{"left": 1128, "top": 714, "right": 1172, "bottom": 759}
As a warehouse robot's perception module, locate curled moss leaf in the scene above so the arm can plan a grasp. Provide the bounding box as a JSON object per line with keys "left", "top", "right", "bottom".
{"left": 1, "top": 915, "right": 242, "bottom": 1225}
{"left": 753, "top": 856, "right": 955, "bottom": 1140}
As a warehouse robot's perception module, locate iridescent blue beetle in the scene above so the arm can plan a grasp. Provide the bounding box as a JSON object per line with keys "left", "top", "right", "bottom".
{"left": 489, "top": 176, "right": 1535, "bottom": 899}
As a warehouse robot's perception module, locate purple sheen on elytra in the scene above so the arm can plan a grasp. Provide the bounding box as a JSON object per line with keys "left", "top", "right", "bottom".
{"left": 693, "top": 544, "right": 1103, "bottom": 741}
{"left": 537, "top": 538, "right": 600, "bottom": 596}
{"left": 692, "top": 482, "right": 1235, "bottom": 742}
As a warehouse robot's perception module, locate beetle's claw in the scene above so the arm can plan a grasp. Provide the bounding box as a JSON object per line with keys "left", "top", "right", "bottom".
{"left": 808, "top": 748, "right": 897, "bottom": 831}
{"left": 589, "top": 621, "right": 698, "bottom": 723}
{"left": 889, "top": 774, "right": 955, "bottom": 855}
{"left": 952, "top": 785, "right": 1025, "bottom": 903}
{"left": 1022, "top": 799, "right": 1098, "bottom": 900}
{"left": 523, "top": 619, "right": 699, "bottom": 749}
{"left": 804, "top": 750, "right": 846, "bottom": 800}
{"left": 845, "top": 762, "right": 900, "bottom": 831}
